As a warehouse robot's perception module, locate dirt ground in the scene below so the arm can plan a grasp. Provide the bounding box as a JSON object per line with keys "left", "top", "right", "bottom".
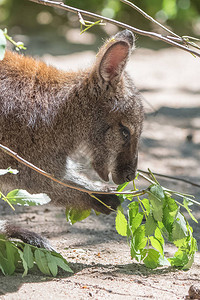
{"left": 0, "top": 46, "right": 200, "bottom": 299}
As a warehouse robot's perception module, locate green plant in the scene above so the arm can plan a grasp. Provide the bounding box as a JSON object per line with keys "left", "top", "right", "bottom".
{"left": 0, "top": 28, "right": 26, "bottom": 60}
{"left": 67, "top": 171, "right": 198, "bottom": 270}
{"left": 0, "top": 239, "right": 73, "bottom": 276}
{"left": 0, "top": 168, "right": 73, "bottom": 276}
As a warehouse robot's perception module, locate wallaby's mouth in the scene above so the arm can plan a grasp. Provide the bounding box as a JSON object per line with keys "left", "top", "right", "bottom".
{"left": 94, "top": 167, "right": 109, "bottom": 182}
{"left": 112, "top": 170, "right": 137, "bottom": 185}
{"left": 112, "top": 173, "right": 125, "bottom": 185}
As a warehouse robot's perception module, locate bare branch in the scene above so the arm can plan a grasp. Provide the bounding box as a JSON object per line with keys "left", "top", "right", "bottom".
{"left": 120, "top": 0, "right": 180, "bottom": 39}
{"left": 28, "top": 0, "right": 200, "bottom": 58}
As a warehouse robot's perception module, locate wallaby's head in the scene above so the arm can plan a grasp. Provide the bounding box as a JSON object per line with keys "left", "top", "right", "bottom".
{"left": 81, "top": 30, "right": 144, "bottom": 185}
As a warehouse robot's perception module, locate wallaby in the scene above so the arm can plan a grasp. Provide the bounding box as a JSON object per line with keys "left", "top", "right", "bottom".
{"left": 0, "top": 30, "right": 144, "bottom": 249}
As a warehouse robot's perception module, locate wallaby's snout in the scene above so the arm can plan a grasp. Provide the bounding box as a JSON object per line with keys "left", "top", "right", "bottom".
{"left": 111, "top": 147, "right": 139, "bottom": 185}
{"left": 124, "top": 156, "right": 138, "bottom": 183}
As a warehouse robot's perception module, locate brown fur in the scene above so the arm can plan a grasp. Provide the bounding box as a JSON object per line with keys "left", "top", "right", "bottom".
{"left": 0, "top": 30, "right": 144, "bottom": 222}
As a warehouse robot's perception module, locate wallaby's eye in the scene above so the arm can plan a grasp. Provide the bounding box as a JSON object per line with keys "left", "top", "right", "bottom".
{"left": 120, "top": 124, "right": 130, "bottom": 141}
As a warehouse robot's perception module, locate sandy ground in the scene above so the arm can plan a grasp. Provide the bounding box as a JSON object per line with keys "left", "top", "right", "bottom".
{"left": 0, "top": 46, "right": 200, "bottom": 299}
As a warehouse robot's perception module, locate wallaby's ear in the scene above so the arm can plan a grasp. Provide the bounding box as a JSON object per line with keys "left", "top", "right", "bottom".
{"left": 94, "top": 30, "right": 135, "bottom": 85}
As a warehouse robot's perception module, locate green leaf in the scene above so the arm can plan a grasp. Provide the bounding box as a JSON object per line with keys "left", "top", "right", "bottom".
{"left": 0, "top": 168, "right": 19, "bottom": 175}
{"left": 173, "top": 237, "right": 187, "bottom": 248}
{"left": 172, "top": 212, "right": 187, "bottom": 241}
{"left": 129, "top": 212, "right": 143, "bottom": 233}
{"left": 117, "top": 182, "right": 129, "bottom": 192}
{"left": 115, "top": 209, "right": 127, "bottom": 236}
{"left": 34, "top": 249, "right": 51, "bottom": 275}
{"left": 52, "top": 255, "right": 73, "bottom": 273}
{"left": 149, "top": 184, "right": 165, "bottom": 200}
{"left": 23, "top": 244, "right": 34, "bottom": 269}
{"left": 190, "top": 237, "right": 198, "bottom": 254}
{"left": 166, "top": 196, "right": 178, "bottom": 212}
{"left": 148, "top": 185, "right": 164, "bottom": 222}
{"left": 183, "top": 198, "right": 198, "bottom": 223}
{"left": 141, "top": 198, "right": 150, "bottom": 214}
{"left": 5, "top": 242, "right": 16, "bottom": 275}
{"left": 182, "top": 255, "right": 194, "bottom": 270}
{"left": 149, "top": 236, "right": 163, "bottom": 256}
{"left": 143, "top": 249, "right": 160, "bottom": 269}
{"left": 134, "top": 225, "right": 147, "bottom": 251}
{"left": 6, "top": 189, "right": 51, "bottom": 206}
{"left": 169, "top": 250, "right": 189, "bottom": 267}
{"left": 18, "top": 248, "right": 28, "bottom": 277}
{"left": 0, "top": 29, "right": 6, "bottom": 60}
{"left": 0, "top": 252, "right": 10, "bottom": 275}
{"left": 0, "top": 241, "right": 18, "bottom": 275}
{"left": 145, "top": 214, "right": 157, "bottom": 236}
{"left": 163, "top": 206, "right": 175, "bottom": 237}
{"left": 154, "top": 227, "right": 164, "bottom": 246}
{"left": 128, "top": 201, "right": 139, "bottom": 217}
{"left": 46, "top": 253, "right": 58, "bottom": 277}
{"left": 117, "top": 182, "right": 131, "bottom": 203}
{"left": 66, "top": 208, "right": 91, "bottom": 225}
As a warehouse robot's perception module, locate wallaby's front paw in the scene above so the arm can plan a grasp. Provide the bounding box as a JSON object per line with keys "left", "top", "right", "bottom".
{"left": 91, "top": 194, "right": 120, "bottom": 215}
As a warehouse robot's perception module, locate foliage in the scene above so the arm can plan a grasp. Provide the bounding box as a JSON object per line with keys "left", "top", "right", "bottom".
{"left": 0, "top": 28, "right": 26, "bottom": 61}
{"left": 0, "top": 238, "right": 73, "bottom": 276}
{"left": 66, "top": 172, "right": 198, "bottom": 270}
{"left": 0, "top": 168, "right": 72, "bottom": 276}
{"left": 116, "top": 181, "right": 197, "bottom": 269}
{"left": 0, "top": 168, "right": 51, "bottom": 209}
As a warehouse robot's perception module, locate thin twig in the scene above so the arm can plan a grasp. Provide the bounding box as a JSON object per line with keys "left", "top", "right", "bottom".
{"left": 138, "top": 169, "right": 200, "bottom": 188}
{"left": 138, "top": 171, "right": 200, "bottom": 207}
{"left": 1, "top": 144, "right": 200, "bottom": 208}
{"left": 28, "top": 0, "right": 200, "bottom": 58}
{"left": 0, "top": 144, "right": 145, "bottom": 196}
{"left": 0, "top": 191, "right": 15, "bottom": 210}
{"left": 120, "top": 0, "right": 180, "bottom": 39}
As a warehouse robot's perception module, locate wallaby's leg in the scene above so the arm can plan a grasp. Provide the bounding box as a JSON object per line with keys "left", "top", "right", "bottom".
{"left": 0, "top": 221, "right": 54, "bottom": 251}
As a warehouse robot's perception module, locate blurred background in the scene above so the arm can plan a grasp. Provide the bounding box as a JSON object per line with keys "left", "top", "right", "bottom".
{"left": 0, "top": 0, "right": 200, "bottom": 55}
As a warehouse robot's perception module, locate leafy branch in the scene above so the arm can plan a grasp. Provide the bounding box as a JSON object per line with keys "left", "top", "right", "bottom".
{"left": 0, "top": 144, "right": 200, "bottom": 210}
{"left": 0, "top": 143, "right": 146, "bottom": 197}
{"left": 3, "top": 29, "right": 26, "bottom": 51}
{"left": 115, "top": 180, "right": 198, "bottom": 270}
{"left": 0, "top": 28, "right": 26, "bottom": 60}
{"left": 0, "top": 168, "right": 73, "bottom": 276}
{"left": 28, "top": 0, "right": 200, "bottom": 58}
{"left": 0, "top": 239, "right": 73, "bottom": 276}
{"left": 67, "top": 176, "right": 198, "bottom": 270}
{"left": 1, "top": 143, "right": 200, "bottom": 209}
